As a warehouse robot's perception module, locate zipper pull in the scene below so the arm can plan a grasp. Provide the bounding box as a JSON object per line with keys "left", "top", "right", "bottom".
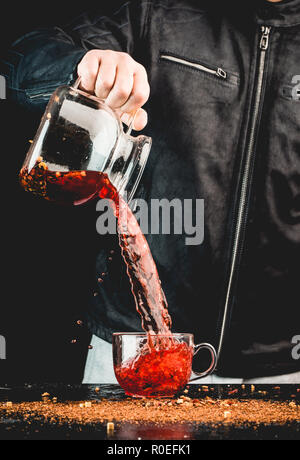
{"left": 260, "top": 26, "right": 271, "bottom": 51}
{"left": 217, "top": 68, "right": 227, "bottom": 79}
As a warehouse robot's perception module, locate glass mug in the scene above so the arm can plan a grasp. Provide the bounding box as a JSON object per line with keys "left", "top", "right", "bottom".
{"left": 113, "top": 333, "right": 217, "bottom": 398}
{"left": 19, "top": 79, "right": 151, "bottom": 205}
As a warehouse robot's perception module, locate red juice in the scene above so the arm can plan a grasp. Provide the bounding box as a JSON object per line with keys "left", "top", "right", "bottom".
{"left": 19, "top": 163, "right": 116, "bottom": 206}
{"left": 20, "top": 160, "right": 191, "bottom": 397}
{"left": 19, "top": 161, "right": 171, "bottom": 335}
{"left": 114, "top": 341, "right": 193, "bottom": 398}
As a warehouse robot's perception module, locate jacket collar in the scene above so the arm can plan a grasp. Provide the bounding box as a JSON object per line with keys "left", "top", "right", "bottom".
{"left": 256, "top": 0, "right": 300, "bottom": 27}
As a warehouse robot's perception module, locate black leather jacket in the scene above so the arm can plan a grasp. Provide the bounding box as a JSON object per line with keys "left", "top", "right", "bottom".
{"left": 2, "top": 0, "right": 300, "bottom": 378}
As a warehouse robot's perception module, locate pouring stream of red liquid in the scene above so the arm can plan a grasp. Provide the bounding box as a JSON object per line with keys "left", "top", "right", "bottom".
{"left": 20, "top": 165, "right": 193, "bottom": 397}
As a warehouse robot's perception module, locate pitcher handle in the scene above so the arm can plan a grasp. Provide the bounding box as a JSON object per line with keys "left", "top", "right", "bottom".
{"left": 125, "top": 111, "right": 138, "bottom": 136}
{"left": 189, "top": 343, "right": 217, "bottom": 382}
{"left": 72, "top": 77, "right": 81, "bottom": 90}
{"left": 72, "top": 77, "right": 137, "bottom": 135}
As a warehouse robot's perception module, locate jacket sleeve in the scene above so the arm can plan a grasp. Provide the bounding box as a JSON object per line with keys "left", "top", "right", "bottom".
{"left": 0, "top": 0, "right": 153, "bottom": 112}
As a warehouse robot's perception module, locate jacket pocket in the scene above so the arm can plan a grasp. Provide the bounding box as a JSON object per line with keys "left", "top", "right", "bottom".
{"left": 11, "top": 83, "right": 62, "bottom": 113}
{"left": 25, "top": 84, "right": 61, "bottom": 101}
{"left": 159, "top": 52, "right": 239, "bottom": 87}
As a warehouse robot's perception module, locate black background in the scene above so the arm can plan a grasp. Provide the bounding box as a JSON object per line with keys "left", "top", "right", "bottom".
{"left": 0, "top": 1, "right": 125, "bottom": 53}
{"left": 0, "top": 1, "right": 125, "bottom": 382}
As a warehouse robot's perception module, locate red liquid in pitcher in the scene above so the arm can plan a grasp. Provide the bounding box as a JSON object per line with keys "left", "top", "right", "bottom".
{"left": 20, "top": 161, "right": 192, "bottom": 397}
{"left": 20, "top": 162, "right": 117, "bottom": 206}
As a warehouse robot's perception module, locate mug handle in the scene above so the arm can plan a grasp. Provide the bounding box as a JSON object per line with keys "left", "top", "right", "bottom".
{"left": 72, "top": 77, "right": 137, "bottom": 135}
{"left": 189, "top": 343, "right": 217, "bottom": 382}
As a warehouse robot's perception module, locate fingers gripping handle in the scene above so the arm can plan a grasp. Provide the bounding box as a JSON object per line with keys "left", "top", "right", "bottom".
{"left": 72, "top": 77, "right": 137, "bottom": 135}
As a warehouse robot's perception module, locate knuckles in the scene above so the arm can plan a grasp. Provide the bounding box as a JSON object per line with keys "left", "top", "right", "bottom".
{"left": 78, "top": 49, "right": 150, "bottom": 106}
{"left": 133, "top": 89, "right": 150, "bottom": 106}
{"left": 96, "top": 77, "right": 113, "bottom": 92}
{"left": 118, "top": 52, "right": 134, "bottom": 65}
{"left": 114, "top": 86, "right": 131, "bottom": 101}
{"left": 81, "top": 50, "right": 136, "bottom": 69}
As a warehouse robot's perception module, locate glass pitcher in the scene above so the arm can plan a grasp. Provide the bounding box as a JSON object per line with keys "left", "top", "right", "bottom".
{"left": 19, "top": 80, "right": 152, "bottom": 205}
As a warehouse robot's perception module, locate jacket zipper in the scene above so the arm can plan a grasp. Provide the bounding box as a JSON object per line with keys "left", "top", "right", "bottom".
{"left": 160, "top": 54, "right": 227, "bottom": 80}
{"left": 217, "top": 26, "right": 271, "bottom": 360}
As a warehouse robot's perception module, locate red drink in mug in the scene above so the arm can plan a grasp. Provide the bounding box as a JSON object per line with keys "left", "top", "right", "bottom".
{"left": 113, "top": 333, "right": 216, "bottom": 398}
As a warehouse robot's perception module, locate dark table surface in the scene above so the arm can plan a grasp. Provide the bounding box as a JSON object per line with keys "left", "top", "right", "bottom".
{"left": 0, "top": 384, "right": 299, "bottom": 440}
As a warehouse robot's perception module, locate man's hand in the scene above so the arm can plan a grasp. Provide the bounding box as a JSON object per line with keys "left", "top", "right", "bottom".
{"left": 77, "top": 50, "right": 150, "bottom": 131}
